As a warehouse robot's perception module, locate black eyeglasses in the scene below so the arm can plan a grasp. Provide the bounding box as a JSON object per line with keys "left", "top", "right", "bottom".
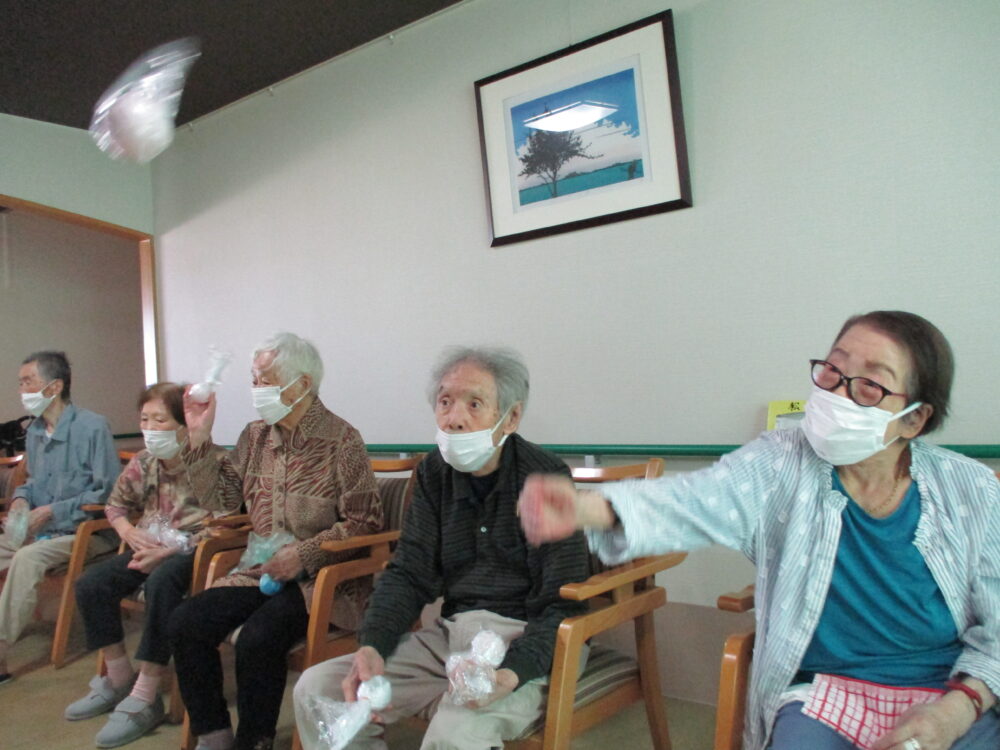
{"left": 809, "top": 360, "right": 909, "bottom": 407}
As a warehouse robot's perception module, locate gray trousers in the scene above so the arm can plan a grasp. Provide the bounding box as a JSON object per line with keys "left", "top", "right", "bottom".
{"left": 0, "top": 532, "right": 114, "bottom": 643}
{"left": 294, "top": 610, "right": 587, "bottom": 750}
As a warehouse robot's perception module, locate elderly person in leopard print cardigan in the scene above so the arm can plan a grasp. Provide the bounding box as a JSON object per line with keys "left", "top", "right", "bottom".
{"left": 168, "top": 333, "right": 381, "bottom": 750}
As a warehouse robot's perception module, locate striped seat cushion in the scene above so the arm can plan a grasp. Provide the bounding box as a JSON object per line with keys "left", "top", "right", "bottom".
{"left": 515, "top": 644, "right": 639, "bottom": 739}
{"left": 377, "top": 476, "right": 412, "bottom": 532}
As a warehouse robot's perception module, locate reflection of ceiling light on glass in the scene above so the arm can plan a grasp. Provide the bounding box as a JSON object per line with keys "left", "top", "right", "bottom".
{"left": 523, "top": 100, "right": 618, "bottom": 132}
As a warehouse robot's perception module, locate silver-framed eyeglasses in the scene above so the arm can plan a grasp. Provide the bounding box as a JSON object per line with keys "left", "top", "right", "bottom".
{"left": 809, "top": 359, "right": 909, "bottom": 407}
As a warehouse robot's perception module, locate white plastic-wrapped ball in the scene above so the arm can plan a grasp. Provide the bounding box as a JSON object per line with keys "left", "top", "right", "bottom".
{"left": 471, "top": 630, "right": 506, "bottom": 667}
{"left": 357, "top": 675, "right": 392, "bottom": 710}
{"left": 188, "top": 381, "right": 214, "bottom": 403}
{"left": 106, "top": 88, "right": 174, "bottom": 163}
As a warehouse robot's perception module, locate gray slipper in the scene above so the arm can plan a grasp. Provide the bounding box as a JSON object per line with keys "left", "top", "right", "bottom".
{"left": 65, "top": 674, "right": 134, "bottom": 721}
{"left": 94, "top": 694, "right": 165, "bottom": 748}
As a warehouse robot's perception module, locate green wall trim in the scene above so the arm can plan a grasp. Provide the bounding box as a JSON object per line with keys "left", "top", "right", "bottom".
{"left": 367, "top": 443, "right": 1000, "bottom": 459}
{"left": 941, "top": 445, "right": 1000, "bottom": 459}
{"left": 117, "top": 440, "right": 997, "bottom": 459}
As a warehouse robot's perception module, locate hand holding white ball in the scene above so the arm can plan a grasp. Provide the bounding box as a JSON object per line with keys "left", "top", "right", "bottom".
{"left": 189, "top": 347, "right": 233, "bottom": 403}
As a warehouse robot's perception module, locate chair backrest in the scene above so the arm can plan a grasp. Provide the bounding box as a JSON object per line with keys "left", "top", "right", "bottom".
{"left": 571, "top": 458, "right": 664, "bottom": 576}
{"left": 501, "top": 456, "right": 677, "bottom": 750}
{"left": 0, "top": 453, "right": 26, "bottom": 508}
{"left": 370, "top": 455, "right": 423, "bottom": 533}
{"left": 571, "top": 457, "right": 665, "bottom": 482}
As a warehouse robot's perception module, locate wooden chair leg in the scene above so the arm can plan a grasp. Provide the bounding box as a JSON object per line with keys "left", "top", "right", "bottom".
{"left": 51, "top": 582, "right": 77, "bottom": 667}
{"left": 635, "top": 610, "right": 672, "bottom": 750}
{"left": 51, "top": 547, "right": 89, "bottom": 668}
{"left": 180, "top": 710, "right": 197, "bottom": 750}
{"left": 714, "top": 631, "right": 755, "bottom": 750}
{"left": 541, "top": 621, "right": 586, "bottom": 750}
{"left": 168, "top": 668, "right": 185, "bottom": 724}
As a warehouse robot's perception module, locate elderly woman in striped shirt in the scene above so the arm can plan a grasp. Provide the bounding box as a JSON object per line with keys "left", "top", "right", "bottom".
{"left": 519, "top": 311, "right": 1000, "bottom": 750}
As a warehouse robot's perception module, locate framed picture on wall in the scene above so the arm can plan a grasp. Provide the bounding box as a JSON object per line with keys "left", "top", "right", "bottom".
{"left": 474, "top": 10, "right": 691, "bottom": 247}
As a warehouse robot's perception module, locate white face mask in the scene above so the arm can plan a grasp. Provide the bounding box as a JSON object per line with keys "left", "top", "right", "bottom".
{"left": 143, "top": 428, "right": 183, "bottom": 460}
{"left": 801, "top": 385, "right": 922, "bottom": 465}
{"left": 435, "top": 409, "right": 511, "bottom": 474}
{"left": 252, "top": 376, "right": 307, "bottom": 425}
{"left": 21, "top": 382, "right": 56, "bottom": 418}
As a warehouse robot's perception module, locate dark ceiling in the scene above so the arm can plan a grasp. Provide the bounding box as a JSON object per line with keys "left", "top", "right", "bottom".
{"left": 1, "top": 0, "right": 463, "bottom": 130}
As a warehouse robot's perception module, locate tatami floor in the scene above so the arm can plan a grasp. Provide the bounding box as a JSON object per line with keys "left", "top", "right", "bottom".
{"left": 1, "top": 616, "right": 716, "bottom": 750}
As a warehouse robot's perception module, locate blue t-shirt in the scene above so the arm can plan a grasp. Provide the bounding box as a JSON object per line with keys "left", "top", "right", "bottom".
{"left": 796, "top": 471, "right": 962, "bottom": 688}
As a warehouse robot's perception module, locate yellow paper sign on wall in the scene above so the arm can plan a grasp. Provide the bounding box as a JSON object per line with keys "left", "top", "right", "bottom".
{"left": 767, "top": 400, "right": 806, "bottom": 431}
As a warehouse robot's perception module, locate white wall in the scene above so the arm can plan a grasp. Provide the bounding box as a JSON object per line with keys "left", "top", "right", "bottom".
{"left": 153, "top": 0, "right": 1000, "bottom": 449}
{"left": 0, "top": 113, "right": 154, "bottom": 233}
{"left": 0, "top": 211, "right": 146, "bottom": 435}
{"left": 151, "top": 0, "right": 999, "bottom": 624}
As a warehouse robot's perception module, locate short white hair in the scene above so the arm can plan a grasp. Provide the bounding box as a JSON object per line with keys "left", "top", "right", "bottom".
{"left": 252, "top": 332, "right": 323, "bottom": 394}
{"left": 428, "top": 346, "right": 529, "bottom": 414}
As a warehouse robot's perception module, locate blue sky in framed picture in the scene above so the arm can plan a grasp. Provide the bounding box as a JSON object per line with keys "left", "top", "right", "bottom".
{"left": 507, "top": 62, "right": 649, "bottom": 209}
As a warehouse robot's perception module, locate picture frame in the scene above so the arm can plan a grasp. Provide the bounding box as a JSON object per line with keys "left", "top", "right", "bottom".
{"left": 474, "top": 10, "right": 691, "bottom": 247}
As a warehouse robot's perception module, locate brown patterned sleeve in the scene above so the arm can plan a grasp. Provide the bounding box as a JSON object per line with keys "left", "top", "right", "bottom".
{"left": 296, "top": 428, "right": 382, "bottom": 575}
{"left": 181, "top": 432, "right": 246, "bottom": 513}
{"left": 104, "top": 454, "right": 145, "bottom": 521}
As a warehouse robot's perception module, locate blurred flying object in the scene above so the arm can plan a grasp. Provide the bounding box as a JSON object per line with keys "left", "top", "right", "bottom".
{"left": 90, "top": 38, "right": 201, "bottom": 163}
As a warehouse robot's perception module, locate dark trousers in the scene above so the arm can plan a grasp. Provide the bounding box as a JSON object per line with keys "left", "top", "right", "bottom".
{"left": 167, "top": 583, "right": 309, "bottom": 749}
{"left": 76, "top": 549, "right": 195, "bottom": 665}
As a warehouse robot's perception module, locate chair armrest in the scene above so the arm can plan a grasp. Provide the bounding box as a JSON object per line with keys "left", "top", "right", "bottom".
{"left": 81, "top": 504, "right": 106, "bottom": 513}
{"left": 319, "top": 531, "right": 401, "bottom": 554}
{"left": 61, "top": 516, "right": 113, "bottom": 586}
{"left": 204, "top": 547, "right": 245, "bottom": 586}
{"left": 76, "top": 517, "right": 112, "bottom": 537}
{"left": 204, "top": 513, "right": 251, "bottom": 528}
{"left": 302, "top": 542, "right": 397, "bottom": 666}
{"left": 557, "top": 583, "right": 668, "bottom": 644}
{"left": 558, "top": 553, "right": 686, "bottom": 601}
{"left": 205, "top": 525, "right": 253, "bottom": 539}
{"left": 191, "top": 532, "right": 250, "bottom": 595}
{"left": 203, "top": 514, "right": 252, "bottom": 538}
{"left": 717, "top": 584, "right": 755, "bottom": 613}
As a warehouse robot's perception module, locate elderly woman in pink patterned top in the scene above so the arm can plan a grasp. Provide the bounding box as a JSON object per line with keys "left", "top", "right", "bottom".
{"left": 169, "top": 332, "right": 383, "bottom": 750}
{"left": 65, "top": 382, "right": 242, "bottom": 747}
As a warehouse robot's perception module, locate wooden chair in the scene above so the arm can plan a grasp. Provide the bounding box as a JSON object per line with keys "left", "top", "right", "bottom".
{"left": 571, "top": 457, "right": 667, "bottom": 483}
{"left": 49, "top": 450, "right": 136, "bottom": 667}
{"left": 47, "top": 506, "right": 116, "bottom": 666}
{"left": 180, "top": 455, "right": 423, "bottom": 750}
{"left": 405, "top": 457, "right": 683, "bottom": 750}
{"left": 516, "top": 458, "right": 681, "bottom": 750}
{"left": 714, "top": 585, "right": 755, "bottom": 750}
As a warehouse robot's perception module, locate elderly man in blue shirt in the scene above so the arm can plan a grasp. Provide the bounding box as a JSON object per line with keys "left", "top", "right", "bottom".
{"left": 0, "top": 351, "right": 120, "bottom": 683}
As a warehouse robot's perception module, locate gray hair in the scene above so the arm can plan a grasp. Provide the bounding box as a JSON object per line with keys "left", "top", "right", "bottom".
{"left": 428, "top": 346, "right": 529, "bottom": 415}
{"left": 23, "top": 350, "right": 72, "bottom": 402}
{"left": 252, "top": 333, "right": 323, "bottom": 394}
